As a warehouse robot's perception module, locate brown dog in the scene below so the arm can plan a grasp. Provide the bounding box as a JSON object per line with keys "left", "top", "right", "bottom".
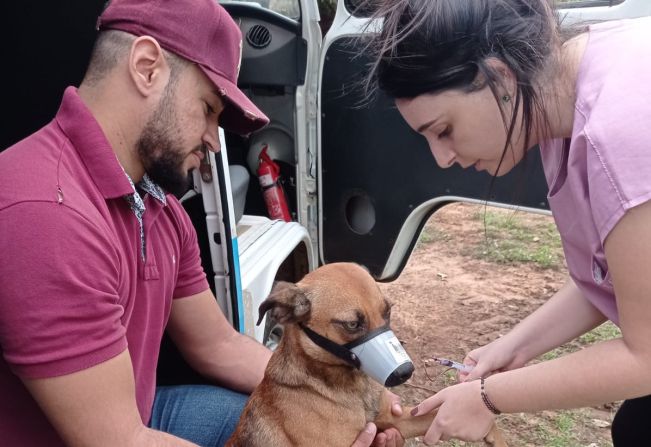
{"left": 226, "top": 263, "right": 507, "bottom": 446}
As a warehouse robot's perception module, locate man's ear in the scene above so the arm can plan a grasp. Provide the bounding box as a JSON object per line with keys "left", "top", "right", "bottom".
{"left": 257, "top": 281, "right": 311, "bottom": 326}
{"left": 128, "top": 36, "right": 168, "bottom": 97}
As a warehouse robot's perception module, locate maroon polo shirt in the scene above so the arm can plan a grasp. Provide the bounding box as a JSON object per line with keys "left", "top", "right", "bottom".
{"left": 0, "top": 87, "right": 209, "bottom": 445}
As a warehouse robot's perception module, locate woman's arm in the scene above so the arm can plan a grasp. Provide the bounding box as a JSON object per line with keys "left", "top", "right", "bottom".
{"left": 508, "top": 277, "right": 606, "bottom": 363}
{"left": 491, "top": 199, "right": 651, "bottom": 409}
{"left": 416, "top": 200, "right": 651, "bottom": 443}
{"left": 462, "top": 277, "right": 606, "bottom": 380}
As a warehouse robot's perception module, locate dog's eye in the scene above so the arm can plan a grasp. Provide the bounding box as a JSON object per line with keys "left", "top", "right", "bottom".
{"left": 342, "top": 320, "right": 362, "bottom": 332}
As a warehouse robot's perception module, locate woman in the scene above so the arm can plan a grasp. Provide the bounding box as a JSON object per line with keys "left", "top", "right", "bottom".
{"left": 366, "top": 0, "right": 651, "bottom": 445}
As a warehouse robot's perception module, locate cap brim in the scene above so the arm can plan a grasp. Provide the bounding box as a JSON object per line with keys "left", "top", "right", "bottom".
{"left": 199, "top": 66, "right": 269, "bottom": 135}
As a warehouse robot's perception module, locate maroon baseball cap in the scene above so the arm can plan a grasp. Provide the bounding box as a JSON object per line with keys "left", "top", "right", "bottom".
{"left": 97, "top": 0, "right": 269, "bottom": 135}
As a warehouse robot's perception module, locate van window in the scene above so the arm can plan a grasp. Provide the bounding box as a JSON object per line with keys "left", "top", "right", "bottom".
{"left": 222, "top": 0, "right": 300, "bottom": 20}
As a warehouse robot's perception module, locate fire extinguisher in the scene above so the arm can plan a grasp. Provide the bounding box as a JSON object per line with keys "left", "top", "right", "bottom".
{"left": 257, "top": 145, "right": 292, "bottom": 222}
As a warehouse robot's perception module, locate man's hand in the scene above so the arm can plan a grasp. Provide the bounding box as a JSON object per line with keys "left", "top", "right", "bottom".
{"left": 352, "top": 423, "right": 378, "bottom": 447}
{"left": 351, "top": 423, "right": 404, "bottom": 447}
{"left": 351, "top": 390, "right": 406, "bottom": 447}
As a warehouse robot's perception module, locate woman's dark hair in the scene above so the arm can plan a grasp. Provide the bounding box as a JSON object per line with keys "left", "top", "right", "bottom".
{"left": 366, "top": 0, "right": 562, "bottom": 170}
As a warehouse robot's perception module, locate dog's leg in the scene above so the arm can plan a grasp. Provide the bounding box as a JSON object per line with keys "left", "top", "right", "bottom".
{"left": 483, "top": 425, "right": 508, "bottom": 447}
{"left": 373, "top": 391, "right": 436, "bottom": 439}
{"left": 374, "top": 392, "right": 508, "bottom": 447}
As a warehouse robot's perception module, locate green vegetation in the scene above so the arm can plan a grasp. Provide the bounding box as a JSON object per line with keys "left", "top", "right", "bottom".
{"left": 536, "top": 411, "right": 577, "bottom": 447}
{"left": 471, "top": 209, "right": 564, "bottom": 269}
{"left": 542, "top": 321, "right": 621, "bottom": 362}
{"left": 417, "top": 226, "right": 450, "bottom": 246}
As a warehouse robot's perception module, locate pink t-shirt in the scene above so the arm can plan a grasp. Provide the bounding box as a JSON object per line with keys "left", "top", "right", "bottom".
{"left": 540, "top": 17, "right": 651, "bottom": 326}
{"left": 0, "top": 88, "right": 209, "bottom": 445}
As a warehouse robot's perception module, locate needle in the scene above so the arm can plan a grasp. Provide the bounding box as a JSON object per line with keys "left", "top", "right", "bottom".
{"left": 432, "top": 357, "right": 474, "bottom": 373}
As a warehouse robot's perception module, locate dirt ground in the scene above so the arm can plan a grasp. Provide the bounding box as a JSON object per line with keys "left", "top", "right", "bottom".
{"left": 380, "top": 203, "right": 616, "bottom": 447}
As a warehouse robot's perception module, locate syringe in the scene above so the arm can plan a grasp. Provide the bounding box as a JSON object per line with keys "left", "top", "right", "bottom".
{"left": 432, "top": 357, "right": 474, "bottom": 374}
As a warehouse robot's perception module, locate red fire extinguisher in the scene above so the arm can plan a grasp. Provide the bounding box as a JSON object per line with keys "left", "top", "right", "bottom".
{"left": 257, "top": 145, "right": 292, "bottom": 222}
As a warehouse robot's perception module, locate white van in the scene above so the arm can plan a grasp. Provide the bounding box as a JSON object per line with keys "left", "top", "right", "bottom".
{"left": 0, "top": 0, "right": 648, "bottom": 384}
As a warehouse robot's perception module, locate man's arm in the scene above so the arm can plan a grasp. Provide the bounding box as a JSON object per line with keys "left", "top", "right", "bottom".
{"left": 22, "top": 350, "right": 198, "bottom": 447}
{"left": 165, "top": 289, "right": 271, "bottom": 392}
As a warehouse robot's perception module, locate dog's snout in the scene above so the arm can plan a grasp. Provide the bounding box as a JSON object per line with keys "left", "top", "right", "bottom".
{"left": 384, "top": 362, "right": 415, "bottom": 387}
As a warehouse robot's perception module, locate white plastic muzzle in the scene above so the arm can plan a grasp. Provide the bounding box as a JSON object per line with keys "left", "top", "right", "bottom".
{"left": 346, "top": 325, "right": 414, "bottom": 386}
{"left": 299, "top": 323, "right": 415, "bottom": 387}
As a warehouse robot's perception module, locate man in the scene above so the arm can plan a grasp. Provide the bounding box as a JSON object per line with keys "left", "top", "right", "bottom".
{"left": 0, "top": 0, "right": 403, "bottom": 445}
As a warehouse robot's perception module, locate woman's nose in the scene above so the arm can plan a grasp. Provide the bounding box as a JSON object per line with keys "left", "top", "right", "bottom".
{"left": 428, "top": 140, "right": 455, "bottom": 168}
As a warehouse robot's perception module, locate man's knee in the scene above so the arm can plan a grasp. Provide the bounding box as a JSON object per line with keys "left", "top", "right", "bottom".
{"left": 150, "top": 385, "right": 249, "bottom": 446}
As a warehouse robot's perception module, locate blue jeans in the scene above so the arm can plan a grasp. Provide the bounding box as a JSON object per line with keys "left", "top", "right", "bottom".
{"left": 148, "top": 385, "right": 249, "bottom": 446}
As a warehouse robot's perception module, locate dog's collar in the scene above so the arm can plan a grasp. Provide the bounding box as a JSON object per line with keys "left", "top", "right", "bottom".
{"left": 298, "top": 323, "right": 391, "bottom": 369}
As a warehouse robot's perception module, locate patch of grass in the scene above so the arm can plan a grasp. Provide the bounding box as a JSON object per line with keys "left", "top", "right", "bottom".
{"left": 416, "top": 226, "right": 450, "bottom": 248}
{"left": 579, "top": 321, "right": 621, "bottom": 344}
{"left": 536, "top": 418, "right": 574, "bottom": 447}
{"left": 470, "top": 209, "right": 563, "bottom": 269}
{"left": 418, "top": 229, "right": 435, "bottom": 244}
{"left": 542, "top": 322, "right": 621, "bottom": 362}
{"left": 441, "top": 368, "right": 458, "bottom": 387}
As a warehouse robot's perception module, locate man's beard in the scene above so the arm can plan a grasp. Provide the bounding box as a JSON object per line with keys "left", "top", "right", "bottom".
{"left": 136, "top": 86, "right": 204, "bottom": 197}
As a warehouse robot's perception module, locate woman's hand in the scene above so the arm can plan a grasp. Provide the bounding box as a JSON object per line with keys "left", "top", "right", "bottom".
{"left": 460, "top": 278, "right": 606, "bottom": 383}
{"left": 411, "top": 380, "right": 496, "bottom": 445}
{"left": 459, "top": 337, "right": 524, "bottom": 382}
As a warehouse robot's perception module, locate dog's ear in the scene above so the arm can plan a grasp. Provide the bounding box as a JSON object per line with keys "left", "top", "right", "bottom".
{"left": 257, "top": 281, "right": 311, "bottom": 326}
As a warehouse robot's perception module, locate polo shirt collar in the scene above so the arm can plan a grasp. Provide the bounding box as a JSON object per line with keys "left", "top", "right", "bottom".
{"left": 139, "top": 174, "right": 167, "bottom": 205}
{"left": 55, "top": 87, "right": 138, "bottom": 200}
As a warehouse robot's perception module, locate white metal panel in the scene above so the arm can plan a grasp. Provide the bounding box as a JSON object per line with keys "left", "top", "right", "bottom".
{"left": 559, "top": 0, "right": 651, "bottom": 24}
{"left": 237, "top": 216, "right": 315, "bottom": 342}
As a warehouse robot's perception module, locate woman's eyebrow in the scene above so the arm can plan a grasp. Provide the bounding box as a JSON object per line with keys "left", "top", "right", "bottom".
{"left": 417, "top": 119, "right": 439, "bottom": 133}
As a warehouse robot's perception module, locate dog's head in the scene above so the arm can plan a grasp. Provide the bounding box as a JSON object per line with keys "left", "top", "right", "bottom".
{"left": 258, "top": 262, "right": 414, "bottom": 386}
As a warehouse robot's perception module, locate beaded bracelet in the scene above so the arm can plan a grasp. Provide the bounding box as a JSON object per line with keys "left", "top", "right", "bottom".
{"left": 480, "top": 377, "right": 502, "bottom": 415}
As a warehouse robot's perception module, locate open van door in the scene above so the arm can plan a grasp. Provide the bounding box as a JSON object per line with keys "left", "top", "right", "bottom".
{"left": 317, "top": 0, "right": 650, "bottom": 281}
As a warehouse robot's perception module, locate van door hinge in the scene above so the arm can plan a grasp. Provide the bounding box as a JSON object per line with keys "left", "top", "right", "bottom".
{"left": 305, "top": 178, "right": 317, "bottom": 194}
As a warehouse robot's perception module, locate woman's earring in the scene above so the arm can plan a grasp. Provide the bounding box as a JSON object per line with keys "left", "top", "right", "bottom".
{"left": 502, "top": 94, "right": 511, "bottom": 103}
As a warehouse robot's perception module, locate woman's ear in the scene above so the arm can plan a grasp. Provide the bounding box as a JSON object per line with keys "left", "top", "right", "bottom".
{"left": 483, "top": 57, "right": 517, "bottom": 98}
{"left": 128, "top": 36, "right": 169, "bottom": 97}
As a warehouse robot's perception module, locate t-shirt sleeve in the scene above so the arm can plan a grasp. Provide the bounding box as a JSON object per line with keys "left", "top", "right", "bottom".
{"left": 168, "top": 198, "right": 210, "bottom": 299}
{"left": 0, "top": 202, "right": 127, "bottom": 379}
{"left": 585, "top": 74, "right": 651, "bottom": 244}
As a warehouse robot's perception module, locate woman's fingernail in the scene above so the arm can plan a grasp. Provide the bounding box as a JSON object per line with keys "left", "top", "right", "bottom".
{"left": 365, "top": 423, "right": 375, "bottom": 433}
{"left": 411, "top": 407, "right": 419, "bottom": 416}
